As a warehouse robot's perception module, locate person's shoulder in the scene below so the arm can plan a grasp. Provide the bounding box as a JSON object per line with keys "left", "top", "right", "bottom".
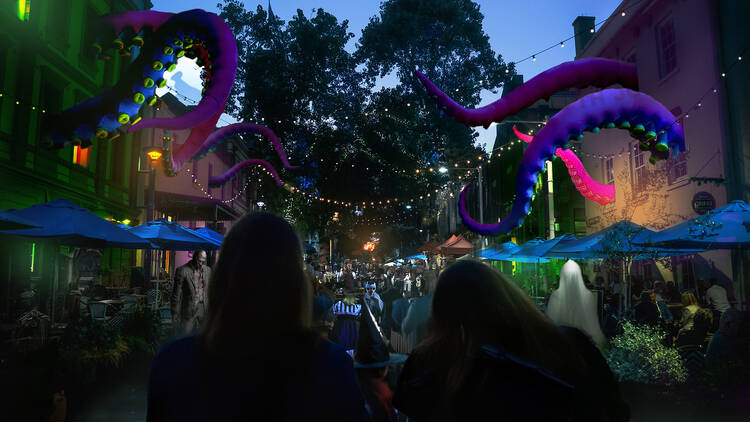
{"left": 155, "top": 335, "right": 199, "bottom": 364}
{"left": 315, "top": 339, "right": 354, "bottom": 368}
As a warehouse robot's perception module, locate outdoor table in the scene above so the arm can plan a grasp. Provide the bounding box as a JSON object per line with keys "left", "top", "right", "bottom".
{"left": 99, "top": 299, "right": 124, "bottom": 316}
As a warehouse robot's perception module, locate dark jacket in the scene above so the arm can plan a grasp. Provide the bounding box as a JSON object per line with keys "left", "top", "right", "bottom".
{"left": 147, "top": 335, "right": 370, "bottom": 421}
{"left": 171, "top": 263, "right": 211, "bottom": 329}
{"left": 393, "top": 327, "right": 629, "bottom": 422}
{"left": 390, "top": 298, "right": 410, "bottom": 334}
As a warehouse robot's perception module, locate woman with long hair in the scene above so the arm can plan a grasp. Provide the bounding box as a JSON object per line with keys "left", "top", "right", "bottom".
{"left": 146, "top": 212, "right": 368, "bottom": 421}
{"left": 393, "top": 259, "right": 628, "bottom": 421}
{"left": 546, "top": 260, "right": 608, "bottom": 351}
{"left": 678, "top": 290, "right": 702, "bottom": 334}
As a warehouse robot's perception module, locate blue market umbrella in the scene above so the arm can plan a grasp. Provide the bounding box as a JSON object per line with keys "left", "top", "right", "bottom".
{"left": 545, "top": 221, "right": 698, "bottom": 260}
{"left": 514, "top": 234, "right": 579, "bottom": 261}
{"left": 402, "top": 254, "right": 427, "bottom": 260}
{"left": 634, "top": 200, "right": 750, "bottom": 249}
{"left": 0, "top": 210, "right": 42, "bottom": 230}
{"left": 128, "top": 219, "right": 221, "bottom": 250}
{"left": 478, "top": 241, "right": 522, "bottom": 261}
{"left": 0, "top": 199, "right": 154, "bottom": 248}
{"left": 192, "top": 227, "right": 224, "bottom": 247}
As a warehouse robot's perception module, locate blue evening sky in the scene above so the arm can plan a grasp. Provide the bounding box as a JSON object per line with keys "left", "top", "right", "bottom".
{"left": 151, "top": 0, "right": 622, "bottom": 149}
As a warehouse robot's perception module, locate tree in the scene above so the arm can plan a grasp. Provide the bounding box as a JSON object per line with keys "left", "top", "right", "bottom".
{"left": 355, "top": 0, "right": 512, "bottom": 163}
{"left": 217, "top": 0, "right": 513, "bottom": 248}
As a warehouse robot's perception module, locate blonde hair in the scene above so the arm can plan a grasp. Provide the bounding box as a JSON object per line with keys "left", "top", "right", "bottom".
{"left": 681, "top": 291, "right": 699, "bottom": 307}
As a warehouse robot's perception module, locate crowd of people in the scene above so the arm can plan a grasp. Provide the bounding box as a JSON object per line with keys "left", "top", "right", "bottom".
{"left": 147, "top": 211, "right": 749, "bottom": 421}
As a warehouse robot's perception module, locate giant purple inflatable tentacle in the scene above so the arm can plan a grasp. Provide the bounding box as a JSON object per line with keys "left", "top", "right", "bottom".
{"left": 416, "top": 58, "right": 638, "bottom": 128}
{"left": 512, "top": 125, "right": 615, "bottom": 205}
{"left": 192, "top": 123, "right": 298, "bottom": 169}
{"left": 95, "top": 10, "right": 175, "bottom": 34}
{"left": 209, "top": 159, "right": 282, "bottom": 187}
{"left": 129, "top": 11, "right": 237, "bottom": 131}
{"left": 459, "top": 89, "right": 685, "bottom": 236}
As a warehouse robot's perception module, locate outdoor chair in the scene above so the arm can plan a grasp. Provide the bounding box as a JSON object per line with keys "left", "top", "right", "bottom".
{"left": 157, "top": 307, "right": 173, "bottom": 336}
{"left": 121, "top": 295, "right": 140, "bottom": 313}
{"left": 88, "top": 301, "right": 108, "bottom": 322}
{"left": 107, "top": 312, "right": 125, "bottom": 331}
{"left": 677, "top": 344, "right": 706, "bottom": 379}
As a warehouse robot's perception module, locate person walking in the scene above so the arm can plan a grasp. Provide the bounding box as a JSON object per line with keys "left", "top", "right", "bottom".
{"left": 354, "top": 301, "right": 407, "bottom": 422}
{"left": 147, "top": 212, "right": 368, "bottom": 421}
{"left": 170, "top": 250, "right": 211, "bottom": 335}
{"left": 401, "top": 270, "right": 436, "bottom": 353}
{"left": 394, "top": 260, "right": 629, "bottom": 421}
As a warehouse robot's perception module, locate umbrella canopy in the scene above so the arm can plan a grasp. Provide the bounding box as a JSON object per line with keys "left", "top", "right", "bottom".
{"left": 193, "top": 227, "right": 224, "bottom": 246}
{"left": 0, "top": 199, "right": 154, "bottom": 248}
{"left": 128, "top": 219, "right": 221, "bottom": 250}
{"left": 417, "top": 240, "right": 439, "bottom": 253}
{"left": 478, "top": 241, "right": 521, "bottom": 261}
{"left": 546, "top": 221, "right": 698, "bottom": 260}
{"left": 402, "top": 254, "right": 427, "bottom": 260}
{"left": 508, "top": 234, "right": 580, "bottom": 261}
{"left": 0, "top": 210, "right": 42, "bottom": 230}
{"left": 441, "top": 235, "right": 474, "bottom": 256}
{"left": 634, "top": 200, "right": 750, "bottom": 249}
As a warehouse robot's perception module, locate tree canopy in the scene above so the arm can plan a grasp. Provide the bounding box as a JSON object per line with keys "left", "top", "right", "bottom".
{"left": 216, "top": 0, "right": 514, "bottom": 256}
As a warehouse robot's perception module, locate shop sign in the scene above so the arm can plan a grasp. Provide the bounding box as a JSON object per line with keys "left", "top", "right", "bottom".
{"left": 692, "top": 191, "right": 715, "bottom": 215}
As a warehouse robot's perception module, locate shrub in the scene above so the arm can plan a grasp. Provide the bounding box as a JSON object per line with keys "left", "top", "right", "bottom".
{"left": 121, "top": 308, "right": 161, "bottom": 354}
{"left": 606, "top": 321, "right": 687, "bottom": 385}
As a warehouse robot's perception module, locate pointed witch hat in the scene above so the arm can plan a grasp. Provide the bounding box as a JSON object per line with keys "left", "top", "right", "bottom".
{"left": 354, "top": 300, "right": 408, "bottom": 368}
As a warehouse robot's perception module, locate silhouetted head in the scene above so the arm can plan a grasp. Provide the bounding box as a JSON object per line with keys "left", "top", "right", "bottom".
{"left": 200, "top": 212, "right": 312, "bottom": 357}
{"left": 418, "top": 259, "right": 583, "bottom": 393}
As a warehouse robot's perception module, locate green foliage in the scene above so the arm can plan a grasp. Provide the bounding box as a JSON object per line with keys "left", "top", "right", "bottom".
{"left": 120, "top": 308, "right": 161, "bottom": 354}
{"left": 217, "top": 0, "right": 514, "bottom": 241}
{"left": 606, "top": 321, "right": 687, "bottom": 386}
{"left": 60, "top": 321, "right": 130, "bottom": 384}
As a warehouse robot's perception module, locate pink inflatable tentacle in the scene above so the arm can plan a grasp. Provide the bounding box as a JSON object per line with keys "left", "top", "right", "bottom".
{"left": 512, "top": 125, "right": 534, "bottom": 143}
{"left": 556, "top": 149, "right": 615, "bottom": 205}
{"left": 195, "top": 123, "right": 298, "bottom": 169}
{"left": 513, "top": 125, "right": 615, "bottom": 204}
{"left": 95, "top": 10, "right": 175, "bottom": 35}
{"left": 171, "top": 108, "right": 224, "bottom": 170}
{"left": 208, "top": 159, "right": 282, "bottom": 187}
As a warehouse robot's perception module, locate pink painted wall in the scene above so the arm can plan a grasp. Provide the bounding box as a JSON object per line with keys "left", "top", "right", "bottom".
{"left": 574, "top": 0, "right": 732, "bottom": 285}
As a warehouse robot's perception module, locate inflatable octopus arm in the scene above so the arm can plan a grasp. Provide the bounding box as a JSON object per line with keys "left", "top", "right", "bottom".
{"left": 512, "top": 126, "right": 615, "bottom": 205}
{"left": 415, "top": 58, "right": 638, "bottom": 128}
{"left": 460, "top": 89, "right": 684, "bottom": 236}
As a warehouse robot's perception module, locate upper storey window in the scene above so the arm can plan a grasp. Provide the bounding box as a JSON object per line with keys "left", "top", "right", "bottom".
{"left": 657, "top": 16, "right": 678, "bottom": 79}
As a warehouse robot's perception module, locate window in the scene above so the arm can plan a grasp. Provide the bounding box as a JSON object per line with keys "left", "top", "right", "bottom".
{"left": 73, "top": 145, "right": 90, "bottom": 167}
{"left": 657, "top": 16, "right": 677, "bottom": 79}
{"left": 604, "top": 157, "right": 614, "bottom": 184}
{"left": 17, "top": 0, "right": 31, "bottom": 21}
{"left": 667, "top": 152, "right": 687, "bottom": 185}
{"left": 631, "top": 143, "right": 648, "bottom": 193}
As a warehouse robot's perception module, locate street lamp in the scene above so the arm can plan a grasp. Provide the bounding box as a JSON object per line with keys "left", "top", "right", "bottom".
{"left": 438, "top": 166, "right": 448, "bottom": 173}
{"left": 405, "top": 205, "right": 412, "bottom": 210}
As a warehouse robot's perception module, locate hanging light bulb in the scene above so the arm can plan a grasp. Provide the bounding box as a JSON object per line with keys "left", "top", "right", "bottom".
{"left": 532, "top": 55, "right": 536, "bottom": 62}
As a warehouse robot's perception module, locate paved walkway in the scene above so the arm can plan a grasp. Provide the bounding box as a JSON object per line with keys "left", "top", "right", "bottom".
{"left": 70, "top": 356, "right": 151, "bottom": 422}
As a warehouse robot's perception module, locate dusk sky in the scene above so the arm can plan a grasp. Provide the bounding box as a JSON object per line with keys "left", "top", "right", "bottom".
{"left": 151, "top": 0, "right": 623, "bottom": 149}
